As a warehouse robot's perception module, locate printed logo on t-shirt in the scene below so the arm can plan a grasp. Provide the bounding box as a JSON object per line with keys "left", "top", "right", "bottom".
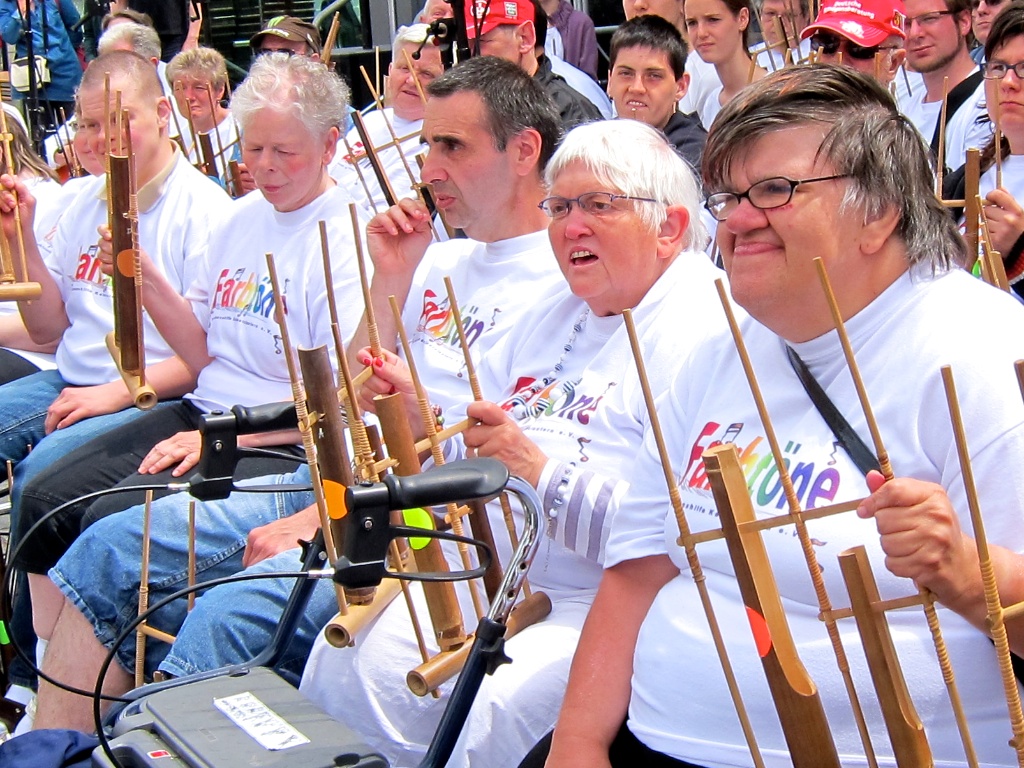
{"left": 74, "top": 245, "right": 112, "bottom": 289}
{"left": 213, "top": 267, "right": 276, "bottom": 318}
{"left": 682, "top": 420, "right": 843, "bottom": 513}
{"left": 414, "top": 288, "right": 496, "bottom": 350}
{"left": 503, "top": 375, "right": 615, "bottom": 426}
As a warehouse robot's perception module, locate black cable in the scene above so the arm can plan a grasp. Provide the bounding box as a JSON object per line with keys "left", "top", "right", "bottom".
{"left": 1, "top": 481, "right": 313, "bottom": 702}
{"left": 92, "top": 568, "right": 314, "bottom": 768}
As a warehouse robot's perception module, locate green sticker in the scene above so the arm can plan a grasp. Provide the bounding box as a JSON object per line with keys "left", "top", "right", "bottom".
{"left": 402, "top": 507, "right": 434, "bottom": 550}
{"left": 0, "top": 621, "right": 10, "bottom": 645}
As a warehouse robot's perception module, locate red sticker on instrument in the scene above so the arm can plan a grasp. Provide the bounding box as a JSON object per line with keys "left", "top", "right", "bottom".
{"left": 146, "top": 750, "right": 172, "bottom": 758}
{"left": 746, "top": 606, "right": 772, "bottom": 657}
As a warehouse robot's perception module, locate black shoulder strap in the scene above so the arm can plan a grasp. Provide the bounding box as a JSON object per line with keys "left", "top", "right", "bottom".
{"left": 785, "top": 346, "right": 880, "bottom": 477}
{"left": 930, "top": 69, "right": 985, "bottom": 157}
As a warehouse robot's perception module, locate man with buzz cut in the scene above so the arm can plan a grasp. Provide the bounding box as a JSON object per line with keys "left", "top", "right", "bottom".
{"left": 0, "top": 49, "right": 229, "bottom": 721}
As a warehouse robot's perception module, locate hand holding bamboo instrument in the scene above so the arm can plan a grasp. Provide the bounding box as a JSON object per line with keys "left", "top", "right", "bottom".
{"left": 0, "top": 103, "right": 41, "bottom": 301}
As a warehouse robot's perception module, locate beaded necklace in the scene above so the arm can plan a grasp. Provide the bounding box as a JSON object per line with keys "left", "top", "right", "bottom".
{"left": 508, "top": 307, "right": 591, "bottom": 420}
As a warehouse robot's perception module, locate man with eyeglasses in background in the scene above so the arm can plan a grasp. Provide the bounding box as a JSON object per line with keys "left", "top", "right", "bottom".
{"left": 800, "top": 0, "right": 908, "bottom": 86}
{"left": 901, "top": 0, "right": 992, "bottom": 170}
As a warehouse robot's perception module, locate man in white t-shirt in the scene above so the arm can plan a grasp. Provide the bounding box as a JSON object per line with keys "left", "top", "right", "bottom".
{"left": 328, "top": 24, "right": 444, "bottom": 213}
{"left": 901, "top": 0, "right": 992, "bottom": 170}
{"left": 0, "top": 51, "right": 228, "bottom": 491}
{"left": 543, "top": 64, "right": 1024, "bottom": 768}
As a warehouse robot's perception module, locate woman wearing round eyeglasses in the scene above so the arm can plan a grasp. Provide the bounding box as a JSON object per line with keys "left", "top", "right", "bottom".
{"left": 945, "top": 1, "right": 1024, "bottom": 298}
{"left": 307, "top": 118, "right": 730, "bottom": 767}
{"left": 684, "top": 0, "right": 766, "bottom": 130}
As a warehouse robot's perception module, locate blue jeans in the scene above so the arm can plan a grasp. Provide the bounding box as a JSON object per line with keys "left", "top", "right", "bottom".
{"left": 50, "top": 467, "right": 322, "bottom": 679}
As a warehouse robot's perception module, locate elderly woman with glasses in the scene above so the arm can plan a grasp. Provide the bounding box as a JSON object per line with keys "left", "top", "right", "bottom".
{"left": 298, "top": 118, "right": 730, "bottom": 768}
{"left": 946, "top": 0, "right": 1024, "bottom": 297}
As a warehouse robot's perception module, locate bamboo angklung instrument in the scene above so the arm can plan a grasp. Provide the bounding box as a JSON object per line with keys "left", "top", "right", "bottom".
{"left": 135, "top": 492, "right": 176, "bottom": 685}
{"left": 205, "top": 88, "right": 228, "bottom": 184}
{"left": 715, "top": 279, "right": 862, "bottom": 766}
{"left": 703, "top": 445, "right": 842, "bottom": 768}
{"left": 342, "top": 133, "right": 380, "bottom": 214}
{"left": 351, "top": 110, "right": 400, "bottom": 209}
{"left": 358, "top": 67, "right": 441, "bottom": 242}
{"left": 57, "top": 107, "right": 83, "bottom": 178}
{"left": 942, "top": 366, "right": 1024, "bottom": 766}
{"left": 813, "top": 257, "right": 979, "bottom": 766}
{"left": 402, "top": 49, "right": 430, "bottom": 106}
{"left": 622, "top": 309, "right": 766, "bottom": 767}
{"left": 313, "top": 224, "right": 408, "bottom": 648}
{"left": 977, "top": 198, "right": 1011, "bottom": 291}
{"left": 836, "top": 546, "right": 932, "bottom": 764}
{"left": 963, "top": 149, "right": 982, "bottom": 258}
{"left": 0, "top": 104, "right": 40, "bottom": 301}
{"left": 104, "top": 97, "right": 157, "bottom": 410}
{"left": 442, "top": 276, "right": 505, "bottom": 602}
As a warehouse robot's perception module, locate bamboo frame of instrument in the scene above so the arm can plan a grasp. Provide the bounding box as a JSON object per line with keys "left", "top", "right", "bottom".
{"left": 0, "top": 101, "right": 40, "bottom": 300}
{"left": 813, "top": 257, "right": 979, "bottom": 766}
{"left": 358, "top": 67, "right": 442, "bottom": 242}
{"left": 622, "top": 309, "right": 765, "bottom": 767}
{"left": 402, "top": 49, "right": 430, "bottom": 106}
{"left": 705, "top": 445, "right": 842, "bottom": 768}
{"left": 977, "top": 198, "right": 1011, "bottom": 292}
{"left": 943, "top": 365, "right": 1024, "bottom": 765}
{"left": 389, "top": 296, "right": 489, "bottom": 620}
{"left": 715, "top": 279, "right": 873, "bottom": 765}
{"left": 964, "top": 149, "right": 982, "bottom": 258}
{"left": 57, "top": 106, "right": 83, "bottom": 177}
{"left": 265, "top": 252, "right": 352, "bottom": 624}
{"left": 442, "top": 276, "right": 506, "bottom": 603}
{"left": 321, "top": 12, "right": 341, "bottom": 66}
{"left": 351, "top": 110, "right": 400, "bottom": 209}
{"left": 837, "top": 546, "right": 932, "bottom": 765}
{"left": 135, "top": 491, "right": 155, "bottom": 687}
{"left": 105, "top": 101, "right": 156, "bottom": 410}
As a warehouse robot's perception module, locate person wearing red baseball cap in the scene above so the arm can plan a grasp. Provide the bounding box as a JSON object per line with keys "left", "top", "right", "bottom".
{"left": 800, "top": 0, "right": 908, "bottom": 85}
{"left": 464, "top": 0, "right": 602, "bottom": 128}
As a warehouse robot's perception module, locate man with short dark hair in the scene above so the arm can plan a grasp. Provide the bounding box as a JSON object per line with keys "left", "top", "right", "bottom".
{"left": 465, "top": 0, "right": 602, "bottom": 129}
{"left": 608, "top": 14, "right": 706, "bottom": 170}
{"left": 901, "top": 0, "right": 991, "bottom": 169}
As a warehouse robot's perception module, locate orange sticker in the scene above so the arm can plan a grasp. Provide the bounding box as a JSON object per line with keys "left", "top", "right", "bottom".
{"left": 323, "top": 479, "right": 347, "bottom": 520}
{"left": 746, "top": 605, "right": 772, "bottom": 658}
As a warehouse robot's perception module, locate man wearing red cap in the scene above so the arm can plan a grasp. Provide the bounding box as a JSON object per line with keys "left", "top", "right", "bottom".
{"left": 801, "top": 0, "right": 908, "bottom": 86}
{"left": 900, "top": 0, "right": 992, "bottom": 170}
{"left": 466, "top": 0, "right": 602, "bottom": 128}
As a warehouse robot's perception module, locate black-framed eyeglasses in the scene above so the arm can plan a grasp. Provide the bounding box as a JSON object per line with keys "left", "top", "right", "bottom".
{"left": 538, "top": 191, "right": 660, "bottom": 219}
{"left": 704, "top": 175, "right": 849, "bottom": 221}
{"left": 809, "top": 32, "right": 898, "bottom": 60}
{"left": 984, "top": 60, "right": 1024, "bottom": 79}
{"left": 906, "top": 9, "right": 955, "bottom": 26}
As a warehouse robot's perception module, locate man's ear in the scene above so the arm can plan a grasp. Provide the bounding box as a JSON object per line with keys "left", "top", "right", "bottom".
{"left": 859, "top": 205, "right": 901, "bottom": 255}
{"left": 657, "top": 204, "right": 691, "bottom": 258}
{"left": 507, "top": 127, "right": 543, "bottom": 176}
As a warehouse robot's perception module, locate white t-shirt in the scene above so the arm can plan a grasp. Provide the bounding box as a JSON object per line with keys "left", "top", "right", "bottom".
{"left": 300, "top": 252, "right": 732, "bottom": 768}
{"left": 902, "top": 76, "right": 992, "bottom": 170}
{"left": 185, "top": 184, "right": 367, "bottom": 413}
{"left": 398, "top": 230, "right": 564, "bottom": 414}
{"left": 680, "top": 49, "right": 722, "bottom": 118}
{"left": 609, "top": 268, "right": 1024, "bottom": 768}
{"left": 51, "top": 151, "right": 229, "bottom": 385}
{"left": 699, "top": 84, "right": 725, "bottom": 131}
{"left": 329, "top": 108, "right": 423, "bottom": 214}
{"left": 0, "top": 175, "right": 81, "bottom": 370}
